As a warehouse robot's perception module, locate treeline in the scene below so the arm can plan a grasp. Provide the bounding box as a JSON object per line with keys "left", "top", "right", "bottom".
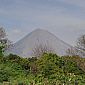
{"left": 0, "top": 53, "right": 85, "bottom": 85}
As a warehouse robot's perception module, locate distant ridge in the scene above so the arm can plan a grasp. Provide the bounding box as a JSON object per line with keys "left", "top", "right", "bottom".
{"left": 7, "top": 29, "right": 71, "bottom": 57}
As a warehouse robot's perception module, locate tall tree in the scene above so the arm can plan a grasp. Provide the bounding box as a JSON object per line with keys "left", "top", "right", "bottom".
{"left": 67, "top": 34, "right": 85, "bottom": 57}
{"left": 76, "top": 34, "right": 85, "bottom": 56}
{"left": 0, "top": 27, "right": 11, "bottom": 56}
{"left": 32, "top": 43, "right": 54, "bottom": 57}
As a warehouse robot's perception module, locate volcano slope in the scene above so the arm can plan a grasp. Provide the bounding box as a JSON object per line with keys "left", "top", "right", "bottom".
{"left": 7, "top": 29, "right": 71, "bottom": 58}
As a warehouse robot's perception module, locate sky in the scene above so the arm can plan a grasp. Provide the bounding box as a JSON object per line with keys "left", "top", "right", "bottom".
{"left": 0, "top": 0, "right": 85, "bottom": 46}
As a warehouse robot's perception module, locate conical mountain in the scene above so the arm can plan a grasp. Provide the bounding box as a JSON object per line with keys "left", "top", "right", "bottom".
{"left": 7, "top": 29, "right": 71, "bottom": 57}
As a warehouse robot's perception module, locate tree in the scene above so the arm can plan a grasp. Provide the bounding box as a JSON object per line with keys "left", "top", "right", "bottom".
{"left": 0, "top": 27, "right": 11, "bottom": 56}
{"left": 66, "top": 47, "right": 78, "bottom": 56}
{"left": 66, "top": 34, "right": 85, "bottom": 57}
{"left": 76, "top": 34, "right": 85, "bottom": 56}
{"left": 32, "top": 43, "right": 54, "bottom": 57}
{"left": 0, "top": 27, "right": 6, "bottom": 56}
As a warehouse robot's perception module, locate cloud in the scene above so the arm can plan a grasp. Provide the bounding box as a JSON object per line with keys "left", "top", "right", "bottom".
{"left": 0, "top": 4, "right": 85, "bottom": 30}
{"left": 62, "top": 0, "right": 85, "bottom": 8}
{"left": 12, "top": 29, "right": 21, "bottom": 34}
{"left": 7, "top": 29, "right": 25, "bottom": 42}
{"left": 51, "top": 0, "right": 85, "bottom": 9}
{"left": 0, "top": 0, "right": 85, "bottom": 45}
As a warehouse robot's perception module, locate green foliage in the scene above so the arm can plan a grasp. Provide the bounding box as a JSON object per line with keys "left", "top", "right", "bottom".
{"left": 0, "top": 53, "right": 85, "bottom": 85}
{"left": 0, "top": 69, "right": 9, "bottom": 82}
{"left": 0, "top": 44, "right": 4, "bottom": 57}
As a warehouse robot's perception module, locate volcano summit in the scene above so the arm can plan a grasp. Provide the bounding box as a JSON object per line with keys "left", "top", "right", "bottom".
{"left": 7, "top": 29, "right": 71, "bottom": 57}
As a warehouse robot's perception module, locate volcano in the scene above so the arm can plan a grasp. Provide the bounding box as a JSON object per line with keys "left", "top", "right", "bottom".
{"left": 7, "top": 29, "right": 71, "bottom": 57}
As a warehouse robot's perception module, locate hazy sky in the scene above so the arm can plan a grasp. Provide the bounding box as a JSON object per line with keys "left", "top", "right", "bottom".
{"left": 0, "top": 0, "right": 85, "bottom": 46}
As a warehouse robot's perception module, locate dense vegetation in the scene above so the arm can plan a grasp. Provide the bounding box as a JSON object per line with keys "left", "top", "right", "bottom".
{"left": 0, "top": 28, "right": 85, "bottom": 85}
{"left": 0, "top": 53, "right": 85, "bottom": 85}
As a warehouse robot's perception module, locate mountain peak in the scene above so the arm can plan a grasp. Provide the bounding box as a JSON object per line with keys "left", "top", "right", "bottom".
{"left": 7, "top": 29, "right": 71, "bottom": 58}
{"left": 33, "top": 28, "right": 48, "bottom": 33}
{"left": 35, "top": 28, "right": 43, "bottom": 31}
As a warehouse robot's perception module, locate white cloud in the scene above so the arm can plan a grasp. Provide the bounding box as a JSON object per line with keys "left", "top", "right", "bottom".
{"left": 59, "top": 0, "right": 85, "bottom": 8}
{"left": 7, "top": 29, "right": 25, "bottom": 42}
{"left": 1, "top": 0, "right": 85, "bottom": 45}
{"left": 1, "top": 6, "right": 85, "bottom": 30}
{"left": 12, "top": 29, "right": 21, "bottom": 34}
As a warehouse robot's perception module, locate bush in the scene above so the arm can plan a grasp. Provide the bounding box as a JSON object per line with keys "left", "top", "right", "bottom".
{"left": 0, "top": 69, "right": 9, "bottom": 82}
{"left": 0, "top": 53, "right": 85, "bottom": 84}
